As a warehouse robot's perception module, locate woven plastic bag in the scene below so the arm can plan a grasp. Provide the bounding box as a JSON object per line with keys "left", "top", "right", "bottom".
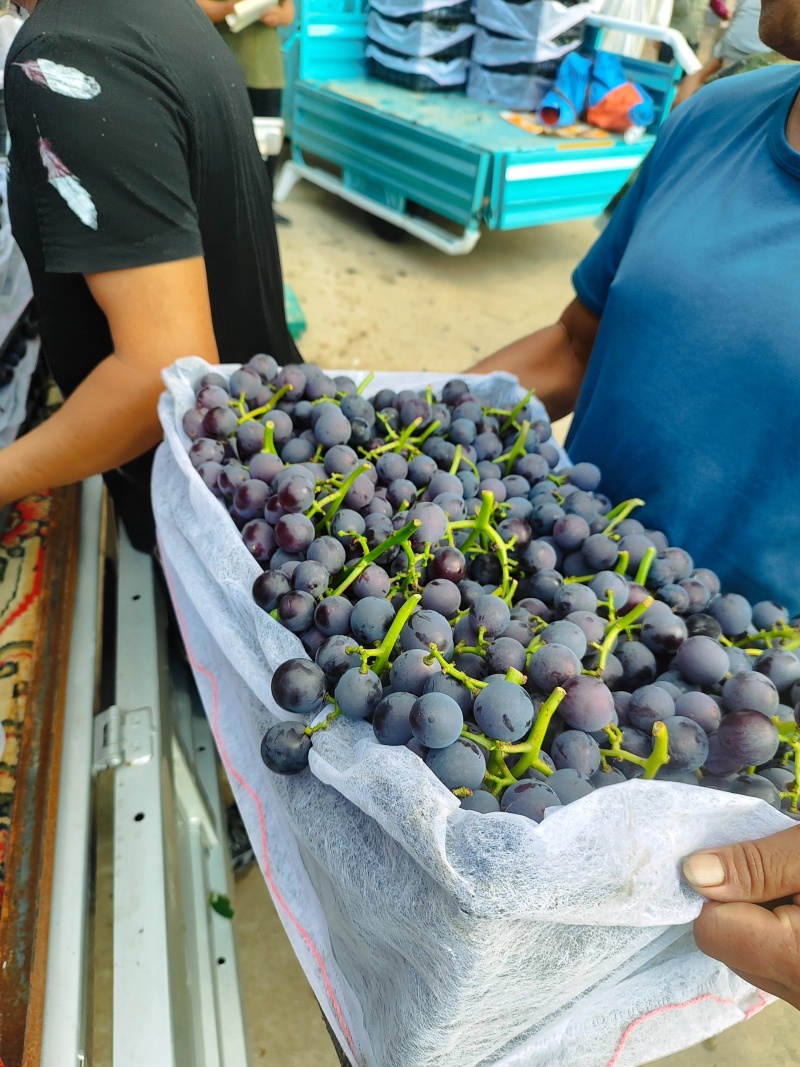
{"left": 154, "top": 357, "right": 791, "bottom": 1067}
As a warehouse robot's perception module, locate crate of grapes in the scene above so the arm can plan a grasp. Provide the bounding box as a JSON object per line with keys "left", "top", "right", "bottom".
{"left": 153, "top": 357, "right": 797, "bottom": 1067}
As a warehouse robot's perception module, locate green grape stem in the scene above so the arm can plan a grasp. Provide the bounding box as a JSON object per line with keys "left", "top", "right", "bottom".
{"left": 500, "top": 389, "right": 537, "bottom": 433}
{"left": 602, "top": 498, "right": 645, "bottom": 537}
{"left": 239, "top": 382, "right": 294, "bottom": 423}
{"left": 425, "top": 644, "right": 487, "bottom": 694}
{"left": 454, "top": 490, "right": 495, "bottom": 553}
{"left": 600, "top": 720, "right": 670, "bottom": 779}
{"left": 261, "top": 421, "right": 277, "bottom": 455}
{"left": 449, "top": 444, "right": 463, "bottom": 476}
{"left": 498, "top": 419, "right": 532, "bottom": 476}
{"left": 634, "top": 546, "right": 657, "bottom": 587}
{"left": 614, "top": 550, "right": 630, "bottom": 575}
{"left": 356, "top": 372, "right": 375, "bottom": 395}
{"left": 510, "top": 686, "right": 566, "bottom": 779}
{"left": 305, "top": 705, "right": 342, "bottom": 735}
{"left": 367, "top": 593, "right": 423, "bottom": 678}
{"left": 312, "top": 462, "right": 373, "bottom": 530}
{"left": 366, "top": 417, "right": 424, "bottom": 459}
{"left": 330, "top": 520, "right": 421, "bottom": 598}
{"left": 594, "top": 596, "right": 654, "bottom": 673}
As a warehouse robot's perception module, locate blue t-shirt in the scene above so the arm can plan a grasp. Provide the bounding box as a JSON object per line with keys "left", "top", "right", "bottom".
{"left": 569, "top": 65, "right": 800, "bottom": 613}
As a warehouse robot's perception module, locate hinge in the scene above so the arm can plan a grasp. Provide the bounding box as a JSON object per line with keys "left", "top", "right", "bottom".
{"left": 92, "top": 705, "right": 153, "bottom": 774}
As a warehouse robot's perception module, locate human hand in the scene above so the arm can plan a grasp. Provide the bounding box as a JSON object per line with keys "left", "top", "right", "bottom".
{"left": 261, "top": 1, "right": 293, "bottom": 26}
{"left": 682, "top": 826, "right": 800, "bottom": 1009}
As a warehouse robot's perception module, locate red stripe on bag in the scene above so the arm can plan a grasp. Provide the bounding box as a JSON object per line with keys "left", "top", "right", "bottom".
{"left": 604, "top": 991, "right": 769, "bottom": 1067}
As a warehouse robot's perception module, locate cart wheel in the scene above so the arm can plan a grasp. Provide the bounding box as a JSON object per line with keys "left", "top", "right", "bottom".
{"left": 370, "top": 215, "right": 406, "bottom": 244}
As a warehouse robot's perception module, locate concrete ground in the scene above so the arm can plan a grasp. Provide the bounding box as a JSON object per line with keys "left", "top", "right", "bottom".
{"left": 227, "top": 178, "right": 800, "bottom": 1067}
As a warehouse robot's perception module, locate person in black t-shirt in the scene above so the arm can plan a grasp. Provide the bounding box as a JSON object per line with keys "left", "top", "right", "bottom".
{"left": 2, "top": 0, "right": 300, "bottom": 550}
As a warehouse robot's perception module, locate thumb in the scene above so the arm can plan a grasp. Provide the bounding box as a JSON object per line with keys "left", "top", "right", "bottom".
{"left": 682, "top": 826, "right": 800, "bottom": 903}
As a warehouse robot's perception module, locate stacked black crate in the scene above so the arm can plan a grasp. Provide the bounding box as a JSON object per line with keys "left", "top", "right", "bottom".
{"left": 366, "top": 0, "right": 475, "bottom": 93}
{"left": 468, "top": 0, "right": 591, "bottom": 111}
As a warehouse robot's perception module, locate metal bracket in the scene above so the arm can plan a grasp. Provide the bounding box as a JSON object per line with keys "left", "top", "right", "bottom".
{"left": 92, "top": 704, "right": 153, "bottom": 774}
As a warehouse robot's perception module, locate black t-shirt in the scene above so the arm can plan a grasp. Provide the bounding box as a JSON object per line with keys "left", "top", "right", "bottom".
{"left": 5, "top": 0, "right": 300, "bottom": 401}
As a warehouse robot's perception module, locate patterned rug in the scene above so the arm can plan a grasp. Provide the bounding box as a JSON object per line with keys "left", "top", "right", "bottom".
{"left": 0, "top": 492, "right": 53, "bottom": 906}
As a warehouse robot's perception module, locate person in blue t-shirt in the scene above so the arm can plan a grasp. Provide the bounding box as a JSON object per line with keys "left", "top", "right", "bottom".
{"left": 471, "top": 1, "right": 800, "bottom": 1008}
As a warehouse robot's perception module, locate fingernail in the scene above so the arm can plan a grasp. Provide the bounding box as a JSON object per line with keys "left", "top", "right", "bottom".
{"left": 683, "top": 853, "right": 726, "bottom": 888}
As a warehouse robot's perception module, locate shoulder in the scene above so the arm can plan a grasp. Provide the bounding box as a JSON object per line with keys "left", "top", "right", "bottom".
{"left": 682, "top": 62, "right": 800, "bottom": 115}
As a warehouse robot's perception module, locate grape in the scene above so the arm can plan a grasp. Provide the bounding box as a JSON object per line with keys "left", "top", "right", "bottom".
{"left": 230, "top": 366, "right": 262, "bottom": 400}
{"left": 218, "top": 462, "right": 249, "bottom": 500}
{"left": 473, "top": 681, "right": 534, "bottom": 742}
{"left": 656, "top": 584, "right": 691, "bottom": 614}
{"left": 754, "top": 648, "right": 800, "bottom": 694}
{"left": 400, "top": 609, "right": 454, "bottom": 658}
{"left": 665, "top": 715, "right": 710, "bottom": 771}
{"left": 729, "top": 773, "right": 782, "bottom": 809}
{"left": 485, "top": 637, "right": 527, "bottom": 676}
{"left": 197, "top": 461, "right": 224, "bottom": 497}
{"left": 674, "top": 691, "right": 721, "bottom": 734}
{"left": 690, "top": 567, "right": 720, "bottom": 597}
{"left": 242, "top": 519, "right": 275, "bottom": 562}
{"left": 189, "top": 437, "right": 225, "bottom": 468}
{"left": 527, "top": 643, "right": 581, "bottom": 693}
{"left": 313, "top": 596, "right": 353, "bottom": 637}
{"left": 196, "top": 383, "right": 231, "bottom": 410}
{"left": 559, "top": 676, "right": 615, "bottom": 732}
{"left": 589, "top": 571, "right": 628, "bottom": 610}
{"left": 460, "top": 790, "right": 500, "bottom": 813}
{"left": 203, "top": 406, "right": 238, "bottom": 440}
{"left": 271, "top": 658, "right": 327, "bottom": 714}
{"left": 343, "top": 473, "right": 375, "bottom": 511}
{"left": 550, "top": 730, "right": 601, "bottom": 776}
{"left": 656, "top": 768, "right": 699, "bottom": 785}
{"left": 552, "top": 583, "right": 598, "bottom": 617}
{"left": 274, "top": 513, "right": 316, "bottom": 553}
{"left": 351, "top": 564, "right": 391, "bottom": 601}
{"left": 330, "top": 509, "right": 366, "bottom": 548}
{"left": 617, "top": 534, "right": 655, "bottom": 571}
{"left": 344, "top": 601, "right": 394, "bottom": 651}
{"left": 260, "top": 722, "right": 311, "bottom": 775}
{"left": 759, "top": 764, "right": 796, "bottom": 791}
{"left": 390, "top": 649, "right": 442, "bottom": 695}
{"left": 699, "top": 772, "right": 736, "bottom": 790}
{"left": 372, "top": 692, "right": 416, "bottom": 745}
{"left": 273, "top": 364, "right": 307, "bottom": 396}
{"left": 581, "top": 533, "right": 618, "bottom": 570}
{"left": 590, "top": 766, "right": 627, "bottom": 788}
{"left": 314, "top": 409, "right": 351, "bottom": 447}
{"left": 613, "top": 641, "right": 656, "bottom": 689}
{"left": 627, "top": 684, "right": 675, "bottom": 732}
{"left": 566, "top": 610, "right": 605, "bottom": 647}
{"left": 410, "top": 692, "right": 464, "bottom": 748}
{"left": 526, "top": 568, "right": 564, "bottom": 604}
{"left": 505, "top": 781, "right": 561, "bottom": 822}
{"left": 469, "top": 596, "right": 511, "bottom": 639}
{"left": 684, "top": 613, "right": 723, "bottom": 640}
{"left": 419, "top": 579, "right": 461, "bottom": 619}
{"left": 236, "top": 420, "right": 267, "bottom": 459}
{"left": 639, "top": 610, "right": 688, "bottom": 655}
{"left": 306, "top": 536, "right": 346, "bottom": 575}
{"left": 721, "top": 671, "right": 779, "bottom": 716}
{"left": 677, "top": 578, "right": 711, "bottom": 614}
{"left": 520, "top": 539, "right": 558, "bottom": 573}
{"left": 183, "top": 408, "right": 207, "bottom": 440}
{"left": 293, "top": 561, "right": 329, "bottom": 599}
{"left": 717, "top": 710, "right": 779, "bottom": 766}
{"left": 248, "top": 452, "right": 284, "bottom": 484}
{"left": 276, "top": 590, "right": 316, "bottom": 632}
{"left": 540, "top": 620, "right": 587, "bottom": 659}
{"left": 426, "top": 737, "right": 486, "bottom": 790}
{"left": 673, "top": 635, "right": 729, "bottom": 686}
{"left": 727, "top": 646, "right": 754, "bottom": 674}
{"left": 552, "top": 514, "right": 590, "bottom": 551}
{"left": 708, "top": 593, "right": 753, "bottom": 636}
{"left": 547, "top": 768, "right": 594, "bottom": 804}
{"left": 752, "top": 600, "right": 788, "bottom": 631}
{"left": 315, "top": 635, "right": 360, "bottom": 684}
{"left": 253, "top": 569, "right": 291, "bottom": 612}
{"left": 422, "top": 674, "right": 474, "bottom": 716}
{"left": 335, "top": 668, "right": 382, "bottom": 719}
{"left": 407, "top": 454, "right": 437, "bottom": 488}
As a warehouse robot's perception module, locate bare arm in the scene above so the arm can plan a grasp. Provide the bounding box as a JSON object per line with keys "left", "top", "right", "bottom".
{"left": 195, "top": 0, "right": 236, "bottom": 23}
{"left": 468, "top": 298, "right": 600, "bottom": 421}
{"left": 0, "top": 256, "right": 219, "bottom": 505}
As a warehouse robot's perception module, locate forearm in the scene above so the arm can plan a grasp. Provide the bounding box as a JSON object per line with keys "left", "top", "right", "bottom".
{"left": 0, "top": 353, "right": 169, "bottom": 506}
{"left": 194, "top": 0, "right": 235, "bottom": 23}
{"left": 469, "top": 300, "right": 598, "bottom": 421}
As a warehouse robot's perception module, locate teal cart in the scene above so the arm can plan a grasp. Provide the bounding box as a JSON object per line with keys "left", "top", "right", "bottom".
{"left": 276, "top": 4, "right": 699, "bottom": 253}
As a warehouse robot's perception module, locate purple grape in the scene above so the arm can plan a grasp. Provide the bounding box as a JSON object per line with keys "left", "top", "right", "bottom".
{"left": 547, "top": 768, "right": 594, "bottom": 804}
{"left": 253, "top": 569, "right": 291, "bottom": 612}
{"left": 729, "top": 773, "right": 782, "bottom": 809}
{"left": 422, "top": 674, "right": 474, "bottom": 716}
{"left": 203, "top": 406, "right": 238, "bottom": 440}
{"left": 540, "top": 620, "right": 587, "bottom": 659}
{"left": 306, "top": 536, "right": 346, "bottom": 575}
{"left": 550, "top": 730, "right": 601, "bottom": 776}
{"left": 639, "top": 609, "right": 688, "bottom": 655}
{"left": 410, "top": 692, "right": 464, "bottom": 748}
{"left": 685, "top": 613, "right": 723, "bottom": 640}
{"left": 390, "top": 650, "right": 442, "bottom": 695}
{"left": 242, "top": 519, "right": 275, "bottom": 562}
{"left": 708, "top": 593, "right": 753, "bottom": 637}
{"left": 351, "top": 564, "right": 392, "bottom": 601}
{"left": 292, "top": 560, "right": 329, "bottom": 599}
{"left": 271, "top": 657, "right": 327, "bottom": 714}
{"left": 754, "top": 649, "right": 800, "bottom": 694}
{"left": 665, "top": 715, "right": 710, "bottom": 771}
{"left": 673, "top": 635, "right": 729, "bottom": 686}
{"left": 420, "top": 579, "right": 461, "bottom": 619}
{"left": 717, "top": 710, "right": 779, "bottom": 766}
{"left": 189, "top": 437, "right": 225, "bottom": 468}
{"left": 674, "top": 691, "right": 721, "bottom": 734}
{"left": 314, "top": 596, "right": 353, "bottom": 638}
{"left": 260, "top": 722, "right": 311, "bottom": 775}
{"left": 473, "top": 681, "right": 534, "bottom": 742}
{"left": 559, "top": 676, "right": 615, "bottom": 732}
{"left": 335, "top": 668, "right": 382, "bottom": 719}
{"left": 248, "top": 452, "right": 284, "bottom": 484}
{"left": 426, "top": 737, "right": 486, "bottom": 790}
{"left": 627, "top": 684, "right": 675, "bottom": 733}
{"left": 527, "top": 643, "right": 581, "bottom": 693}
{"left": 485, "top": 637, "right": 527, "bottom": 676}
{"left": 315, "top": 636, "right": 361, "bottom": 684}
{"left": 460, "top": 790, "right": 500, "bottom": 813}
{"left": 589, "top": 571, "right": 628, "bottom": 610}
{"left": 505, "top": 781, "right": 561, "bottom": 822}
{"left": 373, "top": 692, "right": 416, "bottom": 746}
{"left": 722, "top": 671, "right": 779, "bottom": 716}
{"left": 590, "top": 766, "right": 627, "bottom": 789}
{"left": 276, "top": 590, "right": 316, "bottom": 633}
{"left": 751, "top": 600, "right": 789, "bottom": 631}
{"left": 469, "top": 596, "right": 511, "bottom": 640}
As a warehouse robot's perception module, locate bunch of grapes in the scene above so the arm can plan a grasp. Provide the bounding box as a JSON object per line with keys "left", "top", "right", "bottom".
{"left": 183, "top": 358, "right": 800, "bottom": 821}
